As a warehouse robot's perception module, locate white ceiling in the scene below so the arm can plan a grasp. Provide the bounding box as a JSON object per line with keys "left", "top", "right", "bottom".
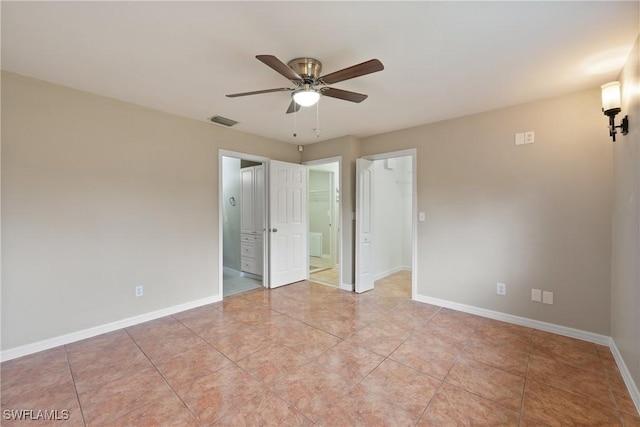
{"left": 2, "top": 1, "right": 638, "bottom": 145}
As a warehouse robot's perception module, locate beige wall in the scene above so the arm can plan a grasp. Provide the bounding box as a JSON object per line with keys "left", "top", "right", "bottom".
{"left": 305, "top": 88, "right": 613, "bottom": 335}
{"left": 1, "top": 64, "right": 628, "bottom": 360}
{"left": 612, "top": 35, "right": 640, "bottom": 389}
{"left": 1, "top": 72, "right": 298, "bottom": 350}
{"left": 364, "top": 89, "right": 613, "bottom": 334}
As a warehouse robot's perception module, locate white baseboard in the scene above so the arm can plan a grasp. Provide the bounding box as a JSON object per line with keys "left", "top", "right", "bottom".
{"left": 241, "top": 271, "right": 262, "bottom": 280}
{"left": 223, "top": 267, "right": 241, "bottom": 276}
{"left": 609, "top": 338, "right": 640, "bottom": 414}
{"left": 414, "top": 294, "right": 610, "bottom": 345}
{"left": 373, "top": 266, "right": 406, "bottom": 282}
{"left": 414, "top": 293, "right": 640, "bottom": 414}
{"left": 339, "top": 283, "right": 354, "bottom": 292}
{"left": 0, "top": 294, "right": 222, "bottom": 362}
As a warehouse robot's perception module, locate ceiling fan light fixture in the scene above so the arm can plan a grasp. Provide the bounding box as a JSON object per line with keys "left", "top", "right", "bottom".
{"left": 292, "top": 88, "right": 320, "bottom": 107}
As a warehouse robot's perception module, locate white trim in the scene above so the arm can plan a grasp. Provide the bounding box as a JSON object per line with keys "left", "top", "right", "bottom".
{"left": 0, "top": 295, "right": 221, "bottom": 362}
{"left": 413, "top": 293, "right": 610, "bottom": 345}
{"left": 609, "top": 338, "right": 640, "bottom": 414}
{"left": 219, "top": 149, "right": 271, "bottom": 297}
{"left": 339, "top": 283, "right": 354, "bottom": 292}
{"left": 303, "top": 156, "right": 342, "bottom": 167}
{"left": 358, "top": 149, "right": 417, "bottom": 300}
{"left": 303, "top": 156, "right": 343, "bottom": 290}
{"left": 223, "top": 267, "right": 241, "bottom": 276}
{"left": 373, "top": 265, "right": 406, "bottom": 282}
{"left": 361, "top": 149, "right": 416, "bottom": 162}
{"left": 414, "top": 293, "right": 640, "bottom": 411}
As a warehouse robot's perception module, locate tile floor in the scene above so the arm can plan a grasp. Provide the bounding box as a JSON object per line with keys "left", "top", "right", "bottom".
{"left": 2, "top": 271, "right": 639, "bottom": 426}
{"left": 222, "top": 269, "right": 262, "bottom": 297}
{"left": 309, "top": 268, "right": 339, "bottom": 287}
{"left": 309, "top": 256, "right": 339, "bottom": 287}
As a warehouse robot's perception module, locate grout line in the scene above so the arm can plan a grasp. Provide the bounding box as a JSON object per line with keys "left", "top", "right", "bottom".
{"left": 518, "top": 336, "right": 533, "bottom": 426}
{"left": 123, "top": 328, "right": 201, "bottom": 425}
{"left": 62, "top": 345, "right": 88, "bottom": 427}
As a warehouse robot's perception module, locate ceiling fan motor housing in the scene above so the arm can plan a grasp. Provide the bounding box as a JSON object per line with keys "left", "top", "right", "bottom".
{"left": 287, "top": 58, "right": 322, "bottom": 82}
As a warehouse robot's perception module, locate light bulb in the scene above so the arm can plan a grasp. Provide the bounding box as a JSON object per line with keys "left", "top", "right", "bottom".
{"left": 601, "top": 81, "right": 621, "bottom": 114}
{"left": 293, "top": 89, "right": 320, "bottom": 107}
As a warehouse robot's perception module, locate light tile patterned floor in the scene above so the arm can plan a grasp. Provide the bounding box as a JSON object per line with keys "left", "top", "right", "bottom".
{"left": 309, "top": 268, "right": 339, "bottom": 287}
{"left": 2, "top": 271, "right": 639, "bottom": 426}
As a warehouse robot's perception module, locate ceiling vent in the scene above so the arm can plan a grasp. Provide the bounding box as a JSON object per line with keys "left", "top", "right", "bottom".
{"left": 209, "top": 115, "right": 238, "bottom": 127}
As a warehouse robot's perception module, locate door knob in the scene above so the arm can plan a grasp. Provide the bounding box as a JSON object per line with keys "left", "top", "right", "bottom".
{"left": 271, "top": 228, "right": 278, "bottom": 233}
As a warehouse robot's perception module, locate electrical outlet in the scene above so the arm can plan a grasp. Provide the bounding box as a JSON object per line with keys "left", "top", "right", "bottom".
{"left": 543, "top": 291, "right": 553, "bottom": 305}
{"left": 531, "top": 289, "right": 542, "bottom": 302}
{"left": 135, "top": 285, "right": 143, "bottom": 297}
{"left": 496, "top": 282, "right": 506, "bottom": 296}
{"left": 524, "top": 131, "right": 535, "bottom": 144}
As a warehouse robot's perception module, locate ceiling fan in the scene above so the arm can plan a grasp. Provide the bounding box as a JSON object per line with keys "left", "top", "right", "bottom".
{"left": 226, "top": 55, "right": 384, "bottom": 114}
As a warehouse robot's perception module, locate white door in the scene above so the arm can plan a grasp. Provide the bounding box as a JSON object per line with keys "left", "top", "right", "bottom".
{"left": 355, "top": 158, "right": 374, "bottom": 293}
{"left": 269, "top": 160, "right": 308, "bottom": 288}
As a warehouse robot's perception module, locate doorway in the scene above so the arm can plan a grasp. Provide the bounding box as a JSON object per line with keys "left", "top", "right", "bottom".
{"left": 220, "top": 153, "right": 268, "bottom": 297}
{"left": 219, "top": 150, "right": 309, "bottom": 298}
{"left": 305, "top": 159, "right": 341, "bottom": 287}
{"left": 356, "top": 150, "right": 416, "bottom": 299}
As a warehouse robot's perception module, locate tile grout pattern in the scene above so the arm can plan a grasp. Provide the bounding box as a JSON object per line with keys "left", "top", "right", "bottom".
{"left": 2, "top": 271, "right": 639, "bottom": 426}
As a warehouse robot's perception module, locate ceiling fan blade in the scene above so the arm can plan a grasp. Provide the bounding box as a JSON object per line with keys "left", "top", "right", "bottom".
{"left": 286, "top": 99, "right": 301, "bottom": 114}
{"left": 320, "top": 87, "right": 368, "bottom": 103}
{"left": 319, "top": 59, "right": 384, "bottom": 85}
{"left": 226, "top": 87, "right": 292, "bottom": 98}
{"left": 256, "top": 55, "right": 303, "bottom": 82}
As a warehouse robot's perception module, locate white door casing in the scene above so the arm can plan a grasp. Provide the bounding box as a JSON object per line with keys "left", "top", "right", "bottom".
{"left": 356, "top": 158, "right": 374, "bottom": 293}
{"left": 269, "top": 160, "right": 308, "bottom": 288}
{"left": 240, "top": 167, "right": 255, "bottom": 234}
{"left": 255, "top": 164, "right": 266, "bottom": 283}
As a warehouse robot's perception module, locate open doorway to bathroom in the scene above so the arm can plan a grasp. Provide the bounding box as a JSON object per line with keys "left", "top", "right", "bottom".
{"left": 221, "top": 155, "right": 266, "bottom": 297}
{"left": 306, "top": 159, "right": 341, "bottom": 287}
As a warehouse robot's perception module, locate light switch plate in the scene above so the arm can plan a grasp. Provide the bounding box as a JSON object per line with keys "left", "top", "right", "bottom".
{"left": 542, "top": 291, "right": 553, "bottom": 305}
{"left": 419, "top": 212, "right": 425, "bottom": 222}
{"left": 531, "top": 289, "right": 542, "bottom": 302}
{"left": 515, "top": 133, "right": 525, "bottom": 146}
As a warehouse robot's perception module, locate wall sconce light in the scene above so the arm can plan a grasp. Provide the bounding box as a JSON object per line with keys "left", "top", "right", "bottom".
{"left": 601, "top": 81, "right": 629, "bottom": 142}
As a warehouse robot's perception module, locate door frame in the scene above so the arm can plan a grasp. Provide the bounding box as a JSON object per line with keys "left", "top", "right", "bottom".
{"left": 303, "top": 156, "right": 343, "bottom": 289}
{"left": 218, "top": 149, "right": 270, "bottom": 299}
{"left": 356, "top": 149, "right": 417, "bottom": 299}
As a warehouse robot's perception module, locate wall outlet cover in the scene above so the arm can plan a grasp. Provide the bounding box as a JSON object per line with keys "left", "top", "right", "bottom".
{"left": 525, "top": 131, "right": 535, "bottom": 144}
{"left": 497, "top": 282, "right": 507, "bottom": 296}
{"left": 543, "top": 291, "right": 553, "bottom": 305}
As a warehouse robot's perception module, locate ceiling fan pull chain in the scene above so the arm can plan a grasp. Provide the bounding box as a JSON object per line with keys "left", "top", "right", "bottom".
{"left": 293, "top": 106, "right": 297, "bottom": 138}
{"left": 316, "top": 101, "right": 321, "bottom": 138}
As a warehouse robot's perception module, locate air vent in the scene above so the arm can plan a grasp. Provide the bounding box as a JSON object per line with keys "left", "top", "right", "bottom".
{"left": 209, "top": 116, "right": 238, "bottom": 127}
